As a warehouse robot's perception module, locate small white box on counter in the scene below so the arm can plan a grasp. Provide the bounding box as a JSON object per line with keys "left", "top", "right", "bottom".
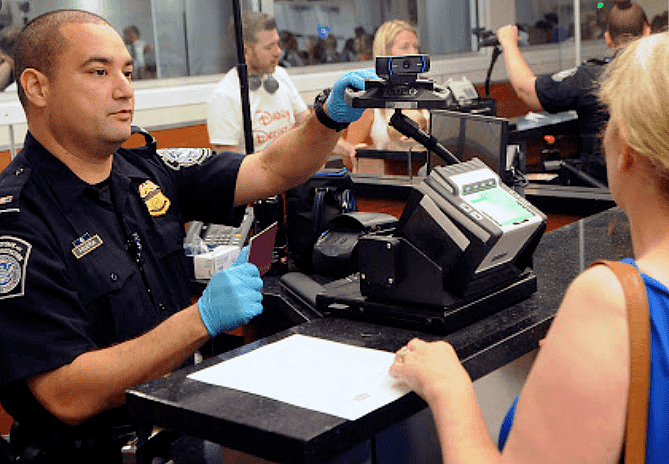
{"left": 193, "top": 245, "right": 241, "bottom": 280}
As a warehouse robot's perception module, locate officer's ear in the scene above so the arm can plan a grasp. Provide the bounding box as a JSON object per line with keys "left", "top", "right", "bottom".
{"left": 20, "top": 68, "right": 50, "bottom": 109}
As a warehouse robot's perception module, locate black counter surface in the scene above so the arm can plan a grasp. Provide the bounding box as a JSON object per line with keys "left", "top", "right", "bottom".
{"left": 126, "top": 206, "right": 632, "bottom": 464}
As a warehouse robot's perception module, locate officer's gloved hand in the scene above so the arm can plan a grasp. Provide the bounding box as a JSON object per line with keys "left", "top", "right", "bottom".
{"left": 327, "top": 69, "right": 379, "bottom": 123}
{"left": 197, "top": 246, "right": 263, "bottom": 337}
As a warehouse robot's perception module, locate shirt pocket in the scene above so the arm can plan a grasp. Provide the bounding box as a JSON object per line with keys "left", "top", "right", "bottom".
{"left": 71, "top": 243, "right": 135, "bottom": 307}
{"left": 144, "top": 217, "right": 184, "bottom": 259}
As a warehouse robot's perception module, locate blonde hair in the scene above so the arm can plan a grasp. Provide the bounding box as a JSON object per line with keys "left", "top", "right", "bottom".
{"left": 372, "top": 20, "right": 417, "bottom": 58}
{"left": 600, "top": 32, "right": 669, "bottom": 175}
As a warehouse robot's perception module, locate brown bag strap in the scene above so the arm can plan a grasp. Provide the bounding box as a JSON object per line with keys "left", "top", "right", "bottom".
{"left": 589, "top": 260, "right": 650, "bottom": 464}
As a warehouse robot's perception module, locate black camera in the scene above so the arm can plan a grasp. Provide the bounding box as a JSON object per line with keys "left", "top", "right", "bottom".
{"left": 375, "top": 55, "right": 430, "bottom": 80}
{"left": 344, "top": 54, "right": 452, "bottom": 110}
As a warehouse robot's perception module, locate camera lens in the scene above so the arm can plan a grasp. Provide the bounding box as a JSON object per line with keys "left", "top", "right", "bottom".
{"left": 403, "top": 59, "right": 411, "bottom": 69}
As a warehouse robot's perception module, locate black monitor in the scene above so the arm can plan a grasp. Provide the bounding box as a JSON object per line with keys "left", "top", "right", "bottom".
{"left": 428, "top": 109, "right": 510, "bottom": 182}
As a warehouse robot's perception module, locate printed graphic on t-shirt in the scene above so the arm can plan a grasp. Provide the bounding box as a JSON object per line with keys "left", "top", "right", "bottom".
{"left": 253, "top": 109, "right": 292, "bottom": 149}
{"left": 551, "top": 67, "right": 578, "bottom": 82}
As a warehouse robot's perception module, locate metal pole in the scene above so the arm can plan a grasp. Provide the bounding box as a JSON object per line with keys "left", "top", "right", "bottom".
{"left": 9, "top": 124, "right": 16, "bottom": 160}
{"left": 574, "top": 0, "right": 581, "bottom": 66}
{"left": 231, "top": 0, "right": 255, "bottom": 154}
{"left": 182, "top": 0, "right": 191, "bottom": 76}
{"left": 149, "top": 0, "right": 162, "bottom": 78}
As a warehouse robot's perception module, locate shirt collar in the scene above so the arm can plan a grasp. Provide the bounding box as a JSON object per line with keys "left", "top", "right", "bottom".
{"left": 23, "top": 132, "right": 150, "bottom": 213}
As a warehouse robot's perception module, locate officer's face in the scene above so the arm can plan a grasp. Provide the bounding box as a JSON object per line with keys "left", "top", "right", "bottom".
{"left": 45, "top": 22, "right": 135, "bottom": 155}
{"left": 246, "top": 29, "right": 282, "bottom": 75}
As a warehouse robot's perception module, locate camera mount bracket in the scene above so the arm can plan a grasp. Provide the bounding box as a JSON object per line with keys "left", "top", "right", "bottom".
{"left": 387, "top": 109, "right": 459, "bottom": 165}
{"left": 344, "top": 80, "right": 453, "bottom": 110}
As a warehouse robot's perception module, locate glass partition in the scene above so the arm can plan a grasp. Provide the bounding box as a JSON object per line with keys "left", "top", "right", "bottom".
{"left": 0, "top": 0, "right": 481, "bottom": 89}
{"left": 2, "top": 0, "right": 663, "bottom": 91}
{"left": 514, "top": 0, "right": 668, "bottom": 70}
{"left": 273, "top": 0, "right": 479, "bottom": 69}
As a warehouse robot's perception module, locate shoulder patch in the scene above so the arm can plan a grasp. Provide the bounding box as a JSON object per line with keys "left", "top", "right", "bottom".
{"left": 156, "top": 148, "right": 214, "bottom": 170}
{"left": 0, "top": 236, "right": 31, "bottom": 299}
{"left": 550, "top": 67, "right": 578, "bottom": 82}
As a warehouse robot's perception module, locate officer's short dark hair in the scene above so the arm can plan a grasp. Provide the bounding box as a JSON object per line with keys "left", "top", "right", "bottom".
{"left": 230, "top": 11, "right": 277, "bottom": 47}
{"left": 14, "top": 9, "right": 110, "bottom": 109}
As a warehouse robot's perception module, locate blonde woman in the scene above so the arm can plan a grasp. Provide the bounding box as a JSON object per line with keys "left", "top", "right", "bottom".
{"left": 390, "top": 32, "right": 669, "bottom": 464}
{"left": 345, "top": 20, "right": 428, "bottom": 174}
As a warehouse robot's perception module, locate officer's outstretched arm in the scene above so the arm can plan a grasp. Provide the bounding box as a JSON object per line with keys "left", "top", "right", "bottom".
{"left": 27, "top": 249, "right": 262, "bottom": 426}
{"left": 497, "top": 25, "right": 545, "bottom": 113}
{"left": 233, "top": 69, "right": 378, "bottom": 206}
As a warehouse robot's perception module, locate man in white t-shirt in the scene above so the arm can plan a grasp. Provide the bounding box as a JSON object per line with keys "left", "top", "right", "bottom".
{"left": 207, "top": 12, "right": 355, "bottom": 164}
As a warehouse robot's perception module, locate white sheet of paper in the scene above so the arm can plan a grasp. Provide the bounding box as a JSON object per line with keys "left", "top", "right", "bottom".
{"left": 188, "top": 334, "right": 411, "bottom": 420}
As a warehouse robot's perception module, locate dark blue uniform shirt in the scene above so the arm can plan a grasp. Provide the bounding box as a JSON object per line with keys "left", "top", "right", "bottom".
{"left": 0, "top": 131, "right": 245, "bottom": 437}
{"left": 535, "top": 57, "right": 611, "bottom": 181}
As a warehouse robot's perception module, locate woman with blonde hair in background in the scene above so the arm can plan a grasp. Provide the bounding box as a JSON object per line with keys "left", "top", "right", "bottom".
{"left": 345, "top": 20, "right": 428, "bottom": 174}
{"left": 390, "top": 32, "right": 669, "bottom": 464}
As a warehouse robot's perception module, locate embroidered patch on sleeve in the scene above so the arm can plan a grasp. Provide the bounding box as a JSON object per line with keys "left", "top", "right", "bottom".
{"left": 0, "top": 236, "right": 32, "bottom": 299}
{"left": 157, "top": 148, "right": 214, "bottom": 170}
{"left": 550, "top": 67, "right": 578, "bottom": 82}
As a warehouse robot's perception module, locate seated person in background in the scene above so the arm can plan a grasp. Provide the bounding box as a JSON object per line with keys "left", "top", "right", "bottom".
{"left": 651, "top": 10, "right": 668, "bottom": 33}
{"left": 122, "top": 25, "right": 148, "bottom": 80}
{"left": 279, "top": 30, "right": 304, "bottom": 67}
{"left": 0, "top": 25, "right": 22, "bottom": 91}
{"left": 324, "top": 34, "right": 340, "bottom": 63}
{"left": 340, "top": 37, "right": 357, "bottom": 62}
{"left": 207, "top": 12, "right": 355, "bottom": 168}
{"left": 390, "top": 31, "right": 669, "bottom": 463}
{"left": 304, "top": 36, "right": 326, "bottom": 65}
{"left": 354, "top": 30, "right": 373, "bottom": 61}
{"left": 0, "top": 9, "right": 375, "bottom": 463}
{"left": 497, "top": 0, "right": 650, "bottom": 184}
{"left": 344, "top": 19, "right": 428, "bottom": 175}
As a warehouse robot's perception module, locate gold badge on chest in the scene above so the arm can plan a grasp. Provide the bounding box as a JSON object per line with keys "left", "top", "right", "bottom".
{"left": 138, "top": 180, "right": 171, "bottom": 216}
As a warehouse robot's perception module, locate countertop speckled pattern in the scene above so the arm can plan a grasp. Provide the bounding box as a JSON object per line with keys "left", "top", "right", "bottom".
{"left": 127, "top": 207, "right": 632, "bottom": 464}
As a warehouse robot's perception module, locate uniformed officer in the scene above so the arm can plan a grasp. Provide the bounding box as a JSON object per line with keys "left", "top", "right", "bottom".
{"left": 0, "top": 9, "right": 376, "bottom": 463}
{"left": 497, "top": 0, "right": 650, "bottom": 184}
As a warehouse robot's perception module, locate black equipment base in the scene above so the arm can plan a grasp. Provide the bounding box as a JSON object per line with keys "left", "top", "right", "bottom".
{"left": 315, "top": 270, "right": 537, "bottom": 334}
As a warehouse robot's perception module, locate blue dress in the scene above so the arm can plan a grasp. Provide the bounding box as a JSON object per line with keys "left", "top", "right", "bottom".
{"left": 498, "top": 258, "right": 669, "bottom": 462}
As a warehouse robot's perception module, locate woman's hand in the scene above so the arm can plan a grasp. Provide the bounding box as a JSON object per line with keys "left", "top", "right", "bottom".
{"left": 333, "top": 137, "right": 358, "bottom": 172}
{"left": 389, "top": 338, "right": 470, "bottom": 404}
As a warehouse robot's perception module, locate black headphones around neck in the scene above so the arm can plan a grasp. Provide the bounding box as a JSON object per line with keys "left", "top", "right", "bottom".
{"left": 248, "top": 74, "right": 279, "bottom": 94}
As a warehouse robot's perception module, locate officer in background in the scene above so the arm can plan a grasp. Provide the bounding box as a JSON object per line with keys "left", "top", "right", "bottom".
{"left": 0, "top": 9, "right": 375, "bottom": 463}
{"left": 497, "top": 0, "right": 650, "bottom": 184}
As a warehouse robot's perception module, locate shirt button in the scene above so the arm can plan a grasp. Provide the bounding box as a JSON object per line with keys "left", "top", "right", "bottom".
{"left": 158, "top": 303, "right": 166, "bottom": 311}
{"left": 14, "top": 168, "right": 24, "bottom": 176}
{"left": 147, "top": 288, "right": 152, "bottom": 294}
{"left": 110, "top": 273, "right": 118, "bottom": 282}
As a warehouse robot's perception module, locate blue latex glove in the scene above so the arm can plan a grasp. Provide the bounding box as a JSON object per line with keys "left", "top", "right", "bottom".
{"left": 326, "top": 69, "right": 379, "bottom": 123}
{"left": 197, "top": 246, "right": 263, "bottom": 337}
